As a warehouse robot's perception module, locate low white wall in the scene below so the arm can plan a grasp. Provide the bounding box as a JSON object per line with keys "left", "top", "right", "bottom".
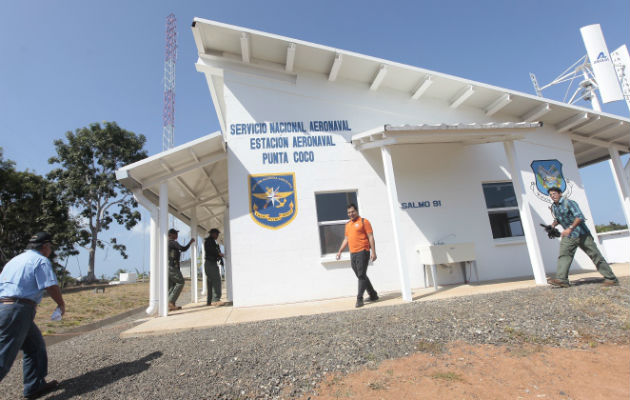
{"left": 119, "top": 272, "right": 137, "bottom": 283}
{"left": 598, "top": 230, "right": 630, "bottom": 263}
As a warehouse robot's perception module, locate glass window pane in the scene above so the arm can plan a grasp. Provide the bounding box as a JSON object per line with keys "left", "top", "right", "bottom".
{"left": 319, "top": 224, "right": 347, "bottom": 255}
{"left": 482, "top": 182, "right": 518, "bottom": 209}
{"left": 315, "top": 192, "right": 357, "bottom": 222}
{"left": 488, "top": 210, "right": 524, "bottom": 239}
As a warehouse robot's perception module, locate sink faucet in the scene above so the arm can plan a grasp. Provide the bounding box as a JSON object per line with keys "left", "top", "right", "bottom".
{"left": 433, "top": 233, "right": 456, "bottom": 246}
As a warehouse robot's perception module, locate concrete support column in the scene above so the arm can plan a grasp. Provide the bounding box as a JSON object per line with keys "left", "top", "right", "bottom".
{"left": 381, "top": 146, "right": 412, "bottom": 301}
{"left": 503, "top": 141, "right": 547, "bottom": 284}
{"left": 609, "top": 147, "right": 630, "bottom": 228}
{"left": 159, "top": 182, "right": 169, "bottom": 316}
{"left": 148, "top": 211, "right": 159, "bottom": 315}
{"left": 132, "top": 189, "right": 159, "bottom": 316}
{"left": 201, "top": 236, "right": 207, "bottom": 296}
{"left": 224, "top": 210, "right": 233, "bottom": 302}
{"left": 190, "top": 208, "right": 198, "bottom": 304}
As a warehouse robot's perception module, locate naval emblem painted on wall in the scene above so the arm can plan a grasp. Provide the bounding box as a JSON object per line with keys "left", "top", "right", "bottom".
{"left": 249, "top": 173, "right": 297, "bottom": 229}
{"left": 531, "top": 159, "right": 566, "bottom": 195}
{"left": 530, "top": 159, "right": 572, "bottom": 203}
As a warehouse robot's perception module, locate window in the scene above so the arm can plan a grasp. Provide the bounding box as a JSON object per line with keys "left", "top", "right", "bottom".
{"left": 481, "top": 182, "right": 524, "bottom": 239}
{"left": 315, "top": 192, "right": 357, "bottom": 255}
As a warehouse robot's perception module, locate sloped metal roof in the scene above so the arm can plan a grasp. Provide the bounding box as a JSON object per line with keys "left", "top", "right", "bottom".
{"left": 352, "top": 122, "right": 542, "bottom": 150}
{"left": 191, "top": 18, "right": 629, "bottom": 167}
{"left": 116, "top": 132, "right": 227, "bottom": 233}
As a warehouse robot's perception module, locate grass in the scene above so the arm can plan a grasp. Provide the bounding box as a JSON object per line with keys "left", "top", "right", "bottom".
{"left": 503, "top": 326, "right": 550, "bottom": 345}
{"left": 416, "top": 339, "right": 445, "bottom": 354}
{"left": 367, "top": 380, "right": 387, "bottom": 390}
{"left": 35, "top": 282, "right": 149, "bottom": 336}
{"left": 430, "top": 371, "right": 465, "bottom": 382}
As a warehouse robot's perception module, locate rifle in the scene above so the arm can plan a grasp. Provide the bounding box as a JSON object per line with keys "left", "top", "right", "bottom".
{"left": 539, "top": 224, "right": 561, "bottom": 239}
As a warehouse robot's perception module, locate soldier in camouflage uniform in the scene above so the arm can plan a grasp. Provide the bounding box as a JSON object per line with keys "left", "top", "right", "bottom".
{"left": 167, "top": 228, "right": 194, "bottom": 311}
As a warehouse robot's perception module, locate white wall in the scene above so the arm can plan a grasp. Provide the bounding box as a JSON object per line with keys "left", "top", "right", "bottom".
{"left": 599, "top": 230, "right": 630, "bottom": 263}
{"left": 211, "top": 65, "right": 604, "bottom": 306}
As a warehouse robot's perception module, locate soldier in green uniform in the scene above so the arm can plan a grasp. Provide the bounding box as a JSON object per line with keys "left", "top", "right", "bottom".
{"left": 168, "top": 228, "right": 194, "bottom": 311}
{"left": 203, "top": 228, "right": 224, "bottom": 306}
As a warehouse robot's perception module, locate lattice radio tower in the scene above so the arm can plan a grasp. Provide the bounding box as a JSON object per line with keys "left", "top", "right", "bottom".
{"left": 162, "top": 13, "right": 177, "bottom": 151}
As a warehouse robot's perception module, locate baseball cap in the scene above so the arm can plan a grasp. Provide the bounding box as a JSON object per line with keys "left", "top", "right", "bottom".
{"left": 29, "top": 232, "right": 53, "bottom": 245}
{"left": 168, "top": 228, "right": 179, "bottom": 235}
{"left": 210, "top": 228, "right": 221, "bottom": 235}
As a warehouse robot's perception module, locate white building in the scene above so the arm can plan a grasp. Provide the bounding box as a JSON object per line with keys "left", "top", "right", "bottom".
{"left": 116, "top": 18, "right": 630, "bottom": 316}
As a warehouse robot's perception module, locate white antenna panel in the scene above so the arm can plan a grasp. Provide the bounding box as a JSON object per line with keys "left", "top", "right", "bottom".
{"left": 611, "top": 44, "right": 630, "bottom": 112}
{"left": 580, "top": 24, "right": 624, "bottom": 103}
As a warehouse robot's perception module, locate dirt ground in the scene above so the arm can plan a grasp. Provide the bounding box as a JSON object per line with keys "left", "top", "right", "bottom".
{"left": 307, "top": 342, "right": 629, "bottom": 400}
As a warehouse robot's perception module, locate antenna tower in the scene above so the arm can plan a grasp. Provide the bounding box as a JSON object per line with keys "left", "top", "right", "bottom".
{"left": 162, "top": 13, "right": 177, "bottom": 151}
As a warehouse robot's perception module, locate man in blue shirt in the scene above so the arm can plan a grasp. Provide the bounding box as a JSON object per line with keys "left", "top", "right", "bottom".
{"left": 0, "top": 232, "right": 66, "bottom": 399}
{"left": 547, "top": 187, "right": 619, "bottom": 288}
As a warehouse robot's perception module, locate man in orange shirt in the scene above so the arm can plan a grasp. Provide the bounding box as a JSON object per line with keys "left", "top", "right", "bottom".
{"left": 336, "top": 203, "right": 379, "bottom": 308}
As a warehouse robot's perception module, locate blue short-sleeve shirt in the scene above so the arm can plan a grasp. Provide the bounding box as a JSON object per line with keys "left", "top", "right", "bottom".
{"left": 0, "top": 249, "right": 58, "bottom": 304}
{"left": 551, "top": 197, "right": 590, "bottom": 238}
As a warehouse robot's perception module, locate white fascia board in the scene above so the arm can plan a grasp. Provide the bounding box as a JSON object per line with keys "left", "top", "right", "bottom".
{"left": 190, "top": 21, "right": 206, "bottom": 54}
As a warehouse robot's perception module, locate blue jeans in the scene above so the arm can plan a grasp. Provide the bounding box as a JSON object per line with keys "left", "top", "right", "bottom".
{"left": 0, "top": 302, "right": 49, "bottom": 396}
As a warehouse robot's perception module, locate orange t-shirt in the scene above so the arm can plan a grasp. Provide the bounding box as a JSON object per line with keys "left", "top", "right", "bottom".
{"left": 345, "top": 218, "right": 373, "bottom": 253}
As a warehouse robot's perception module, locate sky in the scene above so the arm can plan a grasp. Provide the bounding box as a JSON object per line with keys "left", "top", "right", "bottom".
{"left": 1, "top": 0, "right": 628, "bottom": 279}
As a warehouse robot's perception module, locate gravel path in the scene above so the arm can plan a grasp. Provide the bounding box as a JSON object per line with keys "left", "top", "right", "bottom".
{"left": 2, "top": 277, "right": 628, "bottom": 399}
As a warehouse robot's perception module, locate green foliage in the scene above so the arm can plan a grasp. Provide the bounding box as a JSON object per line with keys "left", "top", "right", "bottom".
{"left": 47, "top": 122, "right": 147, "bottom": 280}
{"left": 0, "top": 148, "right": 80, "bottom": 282}
{"left": 134, "top": 267, "right": 149, "bottom": 280}
{"left": 595, "top": 221, "right": 628, "bottom": 233}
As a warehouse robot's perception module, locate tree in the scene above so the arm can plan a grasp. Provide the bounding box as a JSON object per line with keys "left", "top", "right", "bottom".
{"left": 595, "top": 221, "right": 628, "bottom": 233}
{"left": 0, "top": 148, "right": 80, "bottom": 280}
{"left": 47, "top": 122, "right": 148, "bottom": 281}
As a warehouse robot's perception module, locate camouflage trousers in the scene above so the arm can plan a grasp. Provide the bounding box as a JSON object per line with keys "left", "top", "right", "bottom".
{"left": 168, "top": 267, "right": 185, "bottom": 304}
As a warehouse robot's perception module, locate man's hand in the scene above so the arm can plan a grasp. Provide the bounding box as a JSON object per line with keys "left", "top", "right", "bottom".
{"left": 561, "top": 227, "right": 573, "bottom": 237}
{"left": 370, "top": 251, "right": 377, "bottom": 262}
{"left": 335, "top": 252, "right": 341, "bottom": 260}
{"left": 189, "top": 238, "right": 195, "bottom": 244}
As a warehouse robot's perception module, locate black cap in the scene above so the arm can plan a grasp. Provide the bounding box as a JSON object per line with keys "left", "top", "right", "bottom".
{"left": 548, "top": 187, "right": 563, "bottom": 194}
{"left": 28, "top": 232, "right": 53, "bottom": 245}
{"left": 168, "top": 228, "right": 179, "bottom": 235}
{"left": 210, "top": 228, "right": 220, "bottom": 235}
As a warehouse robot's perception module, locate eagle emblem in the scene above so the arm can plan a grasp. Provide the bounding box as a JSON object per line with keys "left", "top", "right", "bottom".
{"left": 249, "top": 173, "right": 297, "bottom": 229}
{"left": 530, "top": 159, "right": 566, "bottom": 195}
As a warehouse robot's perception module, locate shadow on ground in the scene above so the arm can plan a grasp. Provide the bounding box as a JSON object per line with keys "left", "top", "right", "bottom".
{"left": 45, "top": 351, "right": 162, "bottom": 400}
{"left": 569, "top": 277, "right": 605, "bottom": 286}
